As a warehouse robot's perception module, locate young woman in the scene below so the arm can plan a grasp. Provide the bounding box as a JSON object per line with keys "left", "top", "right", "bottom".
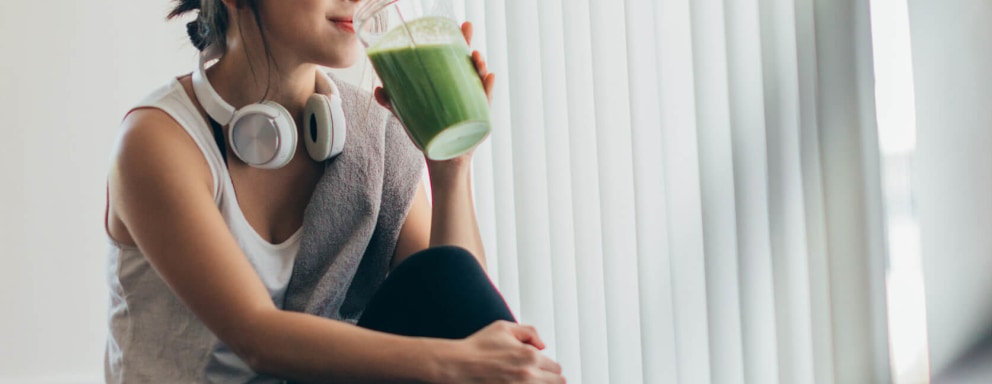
{"left": 103, "top": 0, "right": 563, "bottom": 382}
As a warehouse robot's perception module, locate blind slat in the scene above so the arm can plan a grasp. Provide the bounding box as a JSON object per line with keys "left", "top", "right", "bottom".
{"left": 655, "top": 0, "right": 712, "bottom": 382}
{"left": 812, "top": 0, "right": 891, "bottom": 382}
{"left": 689, "top": 0, "right": 748, "bottom": 382}
{"left": 560, "top": 0, "right": 611, "bottom": 381}
{"left": 536, "top": 0, "right": 584, "bottom": 380}
{"left": 758, "top": 0, "right": 819, "bottom": 382}
{"left": 793, "top": 1, "right": 837, "bottom": 383}
{"left": 462, "top": 0, "right": 502, "bottom": 288}
{"left": 483, "top": 0, "right": 521, "bottom": 317}
{"left": 725, "top": 0, "right": 783, "bottom": 382}
{"left": 623, "top": 0, "right": 679, "bottom": 382}
{"left": 504, "top": 0, "right": 559, "bottom": 360}
{"left": 587, "top": 0, "right": 645, "bottom": 382}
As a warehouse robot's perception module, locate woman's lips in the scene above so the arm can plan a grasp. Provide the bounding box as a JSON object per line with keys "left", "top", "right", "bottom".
{"left": 330, "top": 19, "right": 355, "bottom": 33}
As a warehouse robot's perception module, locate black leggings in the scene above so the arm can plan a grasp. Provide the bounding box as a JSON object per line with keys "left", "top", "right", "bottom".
{"left": 356, "top": 246, "right": 516, "bottom": 339}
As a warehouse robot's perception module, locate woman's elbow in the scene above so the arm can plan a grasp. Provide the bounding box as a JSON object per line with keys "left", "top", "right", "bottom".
{"left": 224, "top": 310, "right": 284, "bottom": 377}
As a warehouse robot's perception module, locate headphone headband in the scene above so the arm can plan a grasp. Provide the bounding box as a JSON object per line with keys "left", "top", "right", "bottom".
{"left": 191, "top": 45, "right": 237, "bottom": 125}
{"left": 191, "top": 45, "right": 347, "bottom": 168}
{"left": 191, "top": 45, "right": 343, "bottom": 126}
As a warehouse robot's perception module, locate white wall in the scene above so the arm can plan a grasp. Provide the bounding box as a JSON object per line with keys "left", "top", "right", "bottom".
{"left": 0, "top": 1, "right": 366, "bottom": 382}
{"left": 0, "top": 1, "right": 195, "bottom": 381}
{"left": 907, "top": 0, "right": 992, "bottom": 376}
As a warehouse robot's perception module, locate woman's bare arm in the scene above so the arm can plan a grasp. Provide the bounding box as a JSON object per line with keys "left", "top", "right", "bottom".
{"left": 391, "top": 180, "right": 432, "bottom": 269}
{"left": 109, "top": 109, "right": 449, "bottom": 383}
{"left": 391, "top": 165, "right": 487, "bottom": 272}
{"left": 425, "top": 160, "right": 487, "bottom": 266}
{"left": 388, "top": 21, "right": 494, "bottom": 271}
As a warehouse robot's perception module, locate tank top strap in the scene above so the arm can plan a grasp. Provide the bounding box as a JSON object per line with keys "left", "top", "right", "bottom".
{"left": 130, "top": 78, "right": 225, "bottom": 203}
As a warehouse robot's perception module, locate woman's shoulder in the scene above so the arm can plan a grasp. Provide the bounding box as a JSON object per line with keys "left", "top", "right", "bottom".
{"left": 111, "top": 76, "right": 216, "bottom": 197}
{"left": 111, "top": 106, "right": 213, "bottom": 188}
{"left": 115, "top": 75, "right": 210, "bottom": 168}
{"left": 105, "top": 106, "right": 215, "bottom": 246}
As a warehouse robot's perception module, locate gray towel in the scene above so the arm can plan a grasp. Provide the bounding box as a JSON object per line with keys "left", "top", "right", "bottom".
{"left": 282, "top": 74, "right": 425, "bottom": 321}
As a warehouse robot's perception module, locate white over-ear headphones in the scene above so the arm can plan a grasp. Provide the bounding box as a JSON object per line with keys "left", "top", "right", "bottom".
{"left": 191, "top": 46, "right": 347, "bottom": 169}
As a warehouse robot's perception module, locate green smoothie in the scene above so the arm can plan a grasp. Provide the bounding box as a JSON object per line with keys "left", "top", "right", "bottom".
{"left": 367, "top": 16, "right": 491, "bottom": 160}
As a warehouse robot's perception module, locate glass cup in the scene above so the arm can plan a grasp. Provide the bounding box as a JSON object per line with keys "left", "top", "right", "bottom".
{"left": 355, "top": 0, "right": 491, "bottom": 160}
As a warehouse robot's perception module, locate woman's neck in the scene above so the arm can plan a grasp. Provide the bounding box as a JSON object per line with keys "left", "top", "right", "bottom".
{"left": 206, "top": 41, "right": 318, "bottom": 119}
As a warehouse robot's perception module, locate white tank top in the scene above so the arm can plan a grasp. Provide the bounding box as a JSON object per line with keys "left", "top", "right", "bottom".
{"left": 105, "top": 78, "right": 299, "bottom": 383}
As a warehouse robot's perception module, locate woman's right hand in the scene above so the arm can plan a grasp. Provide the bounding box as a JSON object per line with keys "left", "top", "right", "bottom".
{"left": 442, "top": 321, "right": 565, "bottom": 383}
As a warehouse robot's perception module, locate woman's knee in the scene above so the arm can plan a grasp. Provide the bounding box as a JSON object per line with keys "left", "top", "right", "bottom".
{"left": 396, "top": 245, "right": 481, "bottom": 274}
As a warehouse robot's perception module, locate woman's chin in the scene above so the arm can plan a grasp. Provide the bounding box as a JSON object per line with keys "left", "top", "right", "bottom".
{"left": 320, "top": 47, "right": 363, "bottom": 69}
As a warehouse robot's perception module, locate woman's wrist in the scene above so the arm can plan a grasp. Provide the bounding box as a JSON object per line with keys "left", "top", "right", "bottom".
{"left": 426, "top": 153, "right": 473, "bottom": 188}
{"left": 419, "top": 338, "right": 467, "bottom": 384}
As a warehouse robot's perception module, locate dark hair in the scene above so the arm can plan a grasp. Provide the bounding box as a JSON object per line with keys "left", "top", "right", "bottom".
{"left": 169, "top": 0, "right": 276, "bottom": 95}
{"left": 169, "top": 0, "right": 229, "bottom": 51}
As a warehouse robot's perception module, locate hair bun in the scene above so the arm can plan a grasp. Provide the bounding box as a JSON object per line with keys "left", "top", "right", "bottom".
{"left": 186, "top": 19, "right": 209, "bottom": 51}
{"left": 172, "top": 0, "right": 208, "bottom": 51}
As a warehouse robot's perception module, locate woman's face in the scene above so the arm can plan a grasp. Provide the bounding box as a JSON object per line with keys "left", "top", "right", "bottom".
{"left": 254, "top": 0, "right": 363, "bottom": 68}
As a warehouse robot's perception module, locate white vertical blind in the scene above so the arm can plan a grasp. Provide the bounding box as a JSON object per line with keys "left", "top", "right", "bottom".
{"left": 654, "top": 0, "right": 714, "bottom": 382}
{"left": 587, "top": 0, "right": 646, "bottom": 382}
{"left": 725, "top": 0, "right": 783, "bottom": 383}
{"left": 793, "top": 0, "right": 838, "bottom": 382}
{"left": 460, "top": 0, "right": 501, "bottom": 284}
{"left": 689, "top": 0, "right": 747, "bottom": 382}
{"left": 625, "top": 0, "right": 679, "bottom": 382}
{"left": 455, "top": 0, "right": 890, "bottom": 382}
{"left": 534, "top": 0, "right": 584, "bottom": 379}
{"left": 558, "top": 0, "right": 611, "bottom": 382}
{"left": 813, "top": 0, "right": 892, "bottom": 383}
{"left": 503, "top": 0, "right": 559, "bottom": 362}
{"left": 480, "top": 0, "right": 521, "bottom": 319}
{"left": 758, "top": 0, "right": 820, "bottom": 382}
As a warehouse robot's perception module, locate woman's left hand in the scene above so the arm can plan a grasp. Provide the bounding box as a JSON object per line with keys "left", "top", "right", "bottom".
{"left": 462, "top": 21, "right": 497, "bottom": 104}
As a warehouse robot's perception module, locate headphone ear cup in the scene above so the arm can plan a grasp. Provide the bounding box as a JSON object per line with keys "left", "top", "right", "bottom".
{"left": 229, "top": 102, "right": 297, "bottom": 170}
{"left": 304, "top": 94, "right": 347, "bottom": 161}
